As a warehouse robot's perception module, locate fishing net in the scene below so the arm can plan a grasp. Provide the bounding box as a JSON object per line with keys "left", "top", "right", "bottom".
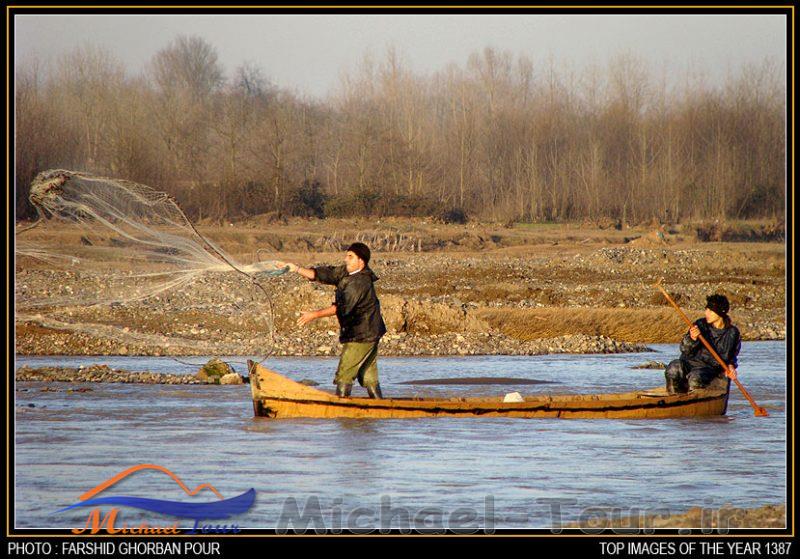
{"left": 15, "top": 169, "right": 287, "bottom": 354}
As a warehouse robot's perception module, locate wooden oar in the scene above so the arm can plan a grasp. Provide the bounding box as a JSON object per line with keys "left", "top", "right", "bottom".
{"left": 654, "top": 279, "right": 769, "bottom": 417}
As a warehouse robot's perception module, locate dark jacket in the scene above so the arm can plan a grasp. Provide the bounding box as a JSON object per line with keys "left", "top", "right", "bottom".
{"left": 679, "top": 318, "right": 741, "bottom": 371}
{"left": 313, "top": 264, "right": 387, "bottom": 344}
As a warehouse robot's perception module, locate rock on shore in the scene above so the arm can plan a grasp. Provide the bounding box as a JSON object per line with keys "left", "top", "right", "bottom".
{"left": 14, "top": 330, "right": 649, "bottom": 358}
{"left": 378, "top": 332, "right": 649, "bottom": 356}
{"left": 17, "top": 365, "right": 213, "bottom": 385}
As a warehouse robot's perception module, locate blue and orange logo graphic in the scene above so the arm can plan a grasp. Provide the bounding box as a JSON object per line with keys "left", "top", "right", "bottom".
{"left": 58, "top": 464, "right": 255, "bottom": 534}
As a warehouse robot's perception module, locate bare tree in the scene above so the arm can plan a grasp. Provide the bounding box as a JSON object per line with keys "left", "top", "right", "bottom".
{"left": 15, "top": 39, "right": 786, "bottom": 224}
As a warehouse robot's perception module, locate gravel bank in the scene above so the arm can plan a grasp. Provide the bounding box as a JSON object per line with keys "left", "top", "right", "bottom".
{"left": 16, "top": 231, "right": 785, "bottom": 357}
{"left": 16, "top": 365, "right": 209, "bottom": 384}
{"left": 565, "top": 503, "right": 786, "bottom": 530}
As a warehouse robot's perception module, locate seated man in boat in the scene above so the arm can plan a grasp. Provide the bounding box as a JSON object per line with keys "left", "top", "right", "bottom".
{"left": 277, "top": 242, "right": 387, "bottom": 399}
{"left": 664, "top": 294, "right": 741, "bottom": 394}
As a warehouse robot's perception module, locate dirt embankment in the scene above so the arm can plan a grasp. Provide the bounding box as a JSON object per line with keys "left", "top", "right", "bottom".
{"left": 565, "top": 503, "right": 785, "bottom": 530}
{"left": 15, "top": 220, "right": 785, "bottom": 357}
{"left": 16, "top": 365, "right": 207, "bottom": 385}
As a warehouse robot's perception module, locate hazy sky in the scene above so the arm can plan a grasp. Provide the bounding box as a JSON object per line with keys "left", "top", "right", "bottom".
{"left": 15, "top": 14, "right": 786, "bottom": 98}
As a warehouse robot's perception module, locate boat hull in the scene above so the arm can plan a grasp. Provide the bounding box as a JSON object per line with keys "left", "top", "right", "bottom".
{"left": 248, "top": 362, "right": 729, "bottom": 420}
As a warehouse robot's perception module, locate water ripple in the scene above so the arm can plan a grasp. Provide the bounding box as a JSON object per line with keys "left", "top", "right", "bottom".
{"left": 14, "top": 341, "right": 787, "bottom": 529}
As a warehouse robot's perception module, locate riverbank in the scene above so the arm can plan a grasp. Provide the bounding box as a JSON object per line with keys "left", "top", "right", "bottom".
{"left": 16, "top": 365, "right": 213, "bottom": 384}
{"left": 565, "top": 503, "right": 786, "bottom": 530}
{"left": 16, "top": 220, "right": 785, "bottom": 357}
{"left": 14, "top": 329, "right": 650, "bottom": 358}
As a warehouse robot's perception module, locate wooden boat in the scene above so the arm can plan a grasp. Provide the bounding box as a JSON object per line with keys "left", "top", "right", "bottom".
{"left": 247, "top": 361, "right": 730, "bottom": 420}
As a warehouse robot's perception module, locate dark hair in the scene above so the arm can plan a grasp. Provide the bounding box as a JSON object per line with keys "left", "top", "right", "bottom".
{"left": 346, "top": 242, "right": 370, "bottom": 265}
{"left": 706, "top": 294, "right": 732, "bottom": 327}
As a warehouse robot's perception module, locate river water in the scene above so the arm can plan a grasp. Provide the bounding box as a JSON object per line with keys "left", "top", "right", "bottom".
{"left": 14, "top": 342, "right": 787, "bottom": 531}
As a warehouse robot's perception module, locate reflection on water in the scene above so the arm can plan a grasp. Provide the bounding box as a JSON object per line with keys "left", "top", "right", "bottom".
{"left": 14, "top": 342, "right": 787, "bottom": 529}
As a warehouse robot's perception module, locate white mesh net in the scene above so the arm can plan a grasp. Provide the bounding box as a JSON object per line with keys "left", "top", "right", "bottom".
{"left": 16, "top": 169, "right": 286, "bottom": 353}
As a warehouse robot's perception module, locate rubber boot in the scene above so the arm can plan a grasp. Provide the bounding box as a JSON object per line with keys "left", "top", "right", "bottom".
{"left": 336, "top": 383, "right": 352, "bottom": 398}
{"left": 664, "top": 360, "right": 688, "bottom": 394}
{"left": 665, "top": 375, "right": 683, "bottom": 395}
{"left": 366, "top": 384, "right": 383, "bottom": 399}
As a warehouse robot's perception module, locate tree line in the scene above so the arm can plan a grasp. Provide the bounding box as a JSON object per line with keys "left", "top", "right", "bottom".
{"left": 15, "top": 36, "right": 786, "bottom": 224}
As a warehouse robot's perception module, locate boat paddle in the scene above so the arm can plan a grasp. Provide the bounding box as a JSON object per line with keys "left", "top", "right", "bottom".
{"left": 653, "top": 279, "right": 769, "bottom": 417}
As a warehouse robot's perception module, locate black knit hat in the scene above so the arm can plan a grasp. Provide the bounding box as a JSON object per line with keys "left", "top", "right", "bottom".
{"left": 347, "top": 242, "right": 371, "bottom": 265}
{"left": 705, "top": 294, "right": 730, "bottom": 316}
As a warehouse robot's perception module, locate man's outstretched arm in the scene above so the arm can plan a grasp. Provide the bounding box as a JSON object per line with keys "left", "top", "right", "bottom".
{"left": 298, "top": 304, "right": 337, "bottom": 327}
{"left": 276, "top": 261, "right": 316, "bottom": 281}
{"left": 277, "top": 261, "right": 349, "bottom": 285}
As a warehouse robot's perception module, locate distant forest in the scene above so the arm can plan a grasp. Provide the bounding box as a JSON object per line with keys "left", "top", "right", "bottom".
{"left": 15, "top": 36, "right": 786, "bottom": 223}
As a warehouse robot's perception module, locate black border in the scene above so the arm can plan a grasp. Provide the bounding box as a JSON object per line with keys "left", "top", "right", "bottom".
{"left": 4, "top": 3, "right": 795, "bottom": 550}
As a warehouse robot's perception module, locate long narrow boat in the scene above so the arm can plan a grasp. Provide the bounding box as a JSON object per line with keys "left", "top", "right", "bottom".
{"left": 247, "top": 361, "right": 730, "bottom": 420}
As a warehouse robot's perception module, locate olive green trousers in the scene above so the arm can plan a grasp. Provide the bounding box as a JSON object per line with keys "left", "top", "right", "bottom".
{"left": 334, "top": 342, "right": 379, "bottom": 387}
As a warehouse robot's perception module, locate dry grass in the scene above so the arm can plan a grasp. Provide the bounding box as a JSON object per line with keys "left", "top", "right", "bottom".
{"left": 17, "top": 218, "right": 786, "bottom": 266}
{"left": 479, "top": 307, "right": 702, "bottom": 343}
